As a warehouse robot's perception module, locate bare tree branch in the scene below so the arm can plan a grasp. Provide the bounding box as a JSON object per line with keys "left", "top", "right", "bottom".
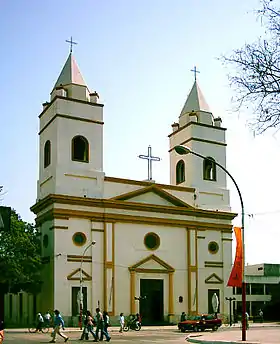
{"left": 220, "top": 0, "right": 280, "bottom": 133}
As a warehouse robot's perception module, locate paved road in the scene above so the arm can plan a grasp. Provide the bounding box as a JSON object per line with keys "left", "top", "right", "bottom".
{"left": 3, "top": 328, "right": 187, "bottom": 343}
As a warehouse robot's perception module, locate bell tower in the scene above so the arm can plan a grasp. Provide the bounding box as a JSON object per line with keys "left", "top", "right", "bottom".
{"left": 169, "top": 77, "right": 230, "bottom": 211}
{"left": 37, "top": 52, "right": 104, "bottom": 201}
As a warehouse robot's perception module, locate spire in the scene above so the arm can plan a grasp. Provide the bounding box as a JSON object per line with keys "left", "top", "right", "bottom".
{"left": 180, "top": 81, "right": 211, "bottom": 117}
{"left": 53, "top": 53, "right": 87, "bottom": 90}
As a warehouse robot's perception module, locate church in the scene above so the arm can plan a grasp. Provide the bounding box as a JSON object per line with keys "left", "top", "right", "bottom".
{"left": 25, "top": 51, "right": 235, "bottom": 325}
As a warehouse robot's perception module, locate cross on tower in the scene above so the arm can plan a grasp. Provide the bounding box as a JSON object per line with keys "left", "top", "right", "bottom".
{"left": 191, "top": 66, "right": 200, "bottom": 81}
{"left": 138, "top": 146, "right": 161, "bottom": 181}
{"left": 66, "top": 36, "right": 78, "bottom": 53}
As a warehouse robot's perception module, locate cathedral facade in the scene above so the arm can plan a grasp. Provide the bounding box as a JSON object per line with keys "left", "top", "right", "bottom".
{"left": 14, "top": 53, "right": 235, "bottom": 325}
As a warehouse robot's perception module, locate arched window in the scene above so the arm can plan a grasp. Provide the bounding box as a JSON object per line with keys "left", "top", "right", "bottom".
{"left": 176, "top": 160, "right": 185, "bottom": 184}
{"left": 72, "top": 136, "right": 89, "bottom": 163}
{"left": 203, "top": 157, "right": 216, "bottom": 181}
{"left": 44, "top": 140, "right": 51, "bottom": 168}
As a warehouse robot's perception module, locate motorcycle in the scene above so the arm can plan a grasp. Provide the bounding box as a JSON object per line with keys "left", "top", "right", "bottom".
{"left": 123, "top": 318, "right": 141, "bottom": 331}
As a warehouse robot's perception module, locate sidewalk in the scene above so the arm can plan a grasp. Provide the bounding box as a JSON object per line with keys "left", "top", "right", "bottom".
{"left": 4, "top": 322, "right": 280, "bottom": 334}
{"left": 186, "top": 325, "right": 280, "bottom": 344}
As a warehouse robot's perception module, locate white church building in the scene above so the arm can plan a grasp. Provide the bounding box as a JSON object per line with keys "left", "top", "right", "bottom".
{"left": 8, "top": 52, "right": 236, "bottom": 326}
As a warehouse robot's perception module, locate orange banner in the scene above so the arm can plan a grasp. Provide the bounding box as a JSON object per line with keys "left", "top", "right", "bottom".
{"left": 227, "top": 227, "right": 243, "bottom": 288}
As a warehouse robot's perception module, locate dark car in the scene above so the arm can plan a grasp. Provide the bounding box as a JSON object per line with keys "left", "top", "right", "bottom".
{"left": 178, "top": 314, "right": 222, "bottom": 332}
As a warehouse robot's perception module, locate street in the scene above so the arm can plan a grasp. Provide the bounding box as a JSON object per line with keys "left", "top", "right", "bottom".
{"left": 3, "top": 328, "right": 187, "bottom": 343}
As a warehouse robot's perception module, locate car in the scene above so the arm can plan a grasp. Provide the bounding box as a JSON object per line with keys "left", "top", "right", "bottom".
{"left": 178, "top": 314, "right": 222, "bottom": 332}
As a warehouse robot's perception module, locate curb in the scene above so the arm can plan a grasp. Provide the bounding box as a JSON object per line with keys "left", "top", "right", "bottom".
{"left": 186, "top": 334, "right": 260, "bottom": 344}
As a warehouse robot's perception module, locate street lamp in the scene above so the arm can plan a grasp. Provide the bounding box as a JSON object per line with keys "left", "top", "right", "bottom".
{"left": 174, "top": 145, "right": 246, "bottom": 341}
{"left": 79, "top": 241, "right": 96, "bottom": 329}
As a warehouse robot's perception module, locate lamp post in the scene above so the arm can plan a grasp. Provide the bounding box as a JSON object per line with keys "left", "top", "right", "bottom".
{"left": 79, "top": 241, "right": 96, "bottom": 330}
{"left": 174, "top": 145, "right": 246, "bottom": 341}
{"left": 225, "top": 297, "right": 236, "bottom": 326}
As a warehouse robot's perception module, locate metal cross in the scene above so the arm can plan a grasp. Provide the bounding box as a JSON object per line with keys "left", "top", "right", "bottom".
{"left": 191, "top": 66, "right": 200, "bottom": 81}
{"left": 138, "top": 145, "right": 161, "bottom": 181}
{"left": 66, "top": 36, "right": 78, "bottom": 53}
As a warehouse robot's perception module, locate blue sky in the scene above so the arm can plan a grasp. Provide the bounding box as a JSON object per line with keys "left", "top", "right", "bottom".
{"left": 1, "top": 0, "right": 279, "bottom": 264}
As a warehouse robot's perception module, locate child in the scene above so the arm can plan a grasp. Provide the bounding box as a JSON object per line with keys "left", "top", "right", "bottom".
{"left": 119, "top": 312, "right": 125, "bottom": 333}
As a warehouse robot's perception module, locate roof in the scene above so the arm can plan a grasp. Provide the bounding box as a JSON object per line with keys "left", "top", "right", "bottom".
{"left": 53, "top": 53, "right": 87, "bottom": 90}
{"left": 180, "top": 80, "right": 211, "bottom": 117}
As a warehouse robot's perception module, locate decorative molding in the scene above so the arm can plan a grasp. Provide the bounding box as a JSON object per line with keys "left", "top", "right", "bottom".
{"left": 91, "top": 228, "right": 104, "bottom": 232}
{"left": 104, "top": 176, "right": 195, "bottom": 193}
{"left": 205, "top": 273, "right": 223, "bottom": 284}
{"left": 168, "top": 121, "right": 226, "bottom": 139}
{"left": 222, "top": 238, "right": 233, "bottom": 241}
{"left": 67, "top": 268, "right": 91, "bottom": 281}
{"left": 112, "top": 184, "right": 194, "bottom": 208}
{"left": 67, "top": 255, "right": 92, "bottom": 263}
{"left": 197, "top": 236, "right": 205, "bottom": 239}
{"left": 49, "top": 225, "right": 68, "bottom": 230}
{"left": 204, "top": 261, "right": 223, "bottom": 268}
{"left": 40, "top": 176, "right": 53, "bottom": 187}
{"left": 129, "top": 254, "right": 175, "bottom": 273}
{"left": 35, "top": 208, "right": 234, "bottom": 232}
{"left": 65, "top": 173, "right": 97, "bottom": 180}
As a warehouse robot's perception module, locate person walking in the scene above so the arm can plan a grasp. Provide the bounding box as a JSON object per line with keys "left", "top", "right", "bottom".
{"left": 49, "top": 309, "right": 69, "bottom": 343}
{"left": 259, "top": 309, "right": 264, "bottom": 323}
{"left": 101, "top": 311, "right": 110, "bottom": 341}
{"left": 44, "top": 311, "right": 52, "bottom": 328}
{"left": 119, "top": 313, "right": 125, "bottom": 333}
{"left": 36, "top": 313, "right": 44, "bottom": 332}
{"left": 94, "top": 308, "right": 110, "bottom": 342}
{"left": 82, "top": 311, "right": 98, "bottom": 341}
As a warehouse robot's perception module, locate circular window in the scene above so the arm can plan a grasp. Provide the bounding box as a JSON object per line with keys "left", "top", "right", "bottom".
{"left": 43, "top": 234, "right": 49, "bottom": 248}
{"left": 208, "top": 241, "right": 219, "bottom": 254}
{"left": 144, "top": 232, "right": 160, "bottom": 250}
{"left": 72, "top": 232, "right": 87, "bottom": 246}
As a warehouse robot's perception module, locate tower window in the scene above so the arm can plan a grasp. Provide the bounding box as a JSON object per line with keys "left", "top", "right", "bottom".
{"left": 203, "top": 157, "right": 216, "bottom": 181}
{"left": 44, "top": 140, "right": 51, "bottom": 168}
{"left": 176, "top": 160, "right": 185, "bottom": 184}
{"left": 72, "top": 136, "right": 89, "bottom": 163}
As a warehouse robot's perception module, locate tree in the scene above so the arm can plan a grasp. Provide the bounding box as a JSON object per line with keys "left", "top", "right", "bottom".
{"left": 221, "top": 0, "right": 280, "bottom": 133}
{"left": 0, "top": 210, "right": 42, "bottom": 295}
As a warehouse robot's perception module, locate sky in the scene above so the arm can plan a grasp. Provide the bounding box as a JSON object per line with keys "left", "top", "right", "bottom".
{"left": 0, "top": 0, "right": 279, "bottom": 265}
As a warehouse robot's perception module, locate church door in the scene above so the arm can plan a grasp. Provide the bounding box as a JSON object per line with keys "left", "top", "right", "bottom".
{"left": 140, "top": 279, "right": 163, "bottom": 325}
{"left": 208, "top": 289, "right": 220, "bottom": 314}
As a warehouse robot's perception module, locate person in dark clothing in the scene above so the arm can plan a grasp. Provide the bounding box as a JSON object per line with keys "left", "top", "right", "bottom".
{"left": 180, "top": 312, "right": 187, "bottom": 322}
{"left": 101, "top": 311, "right": 110, "bottom": 341}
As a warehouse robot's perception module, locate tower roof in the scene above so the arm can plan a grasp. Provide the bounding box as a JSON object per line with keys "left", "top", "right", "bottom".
{"left": 180, "top": 81, "right": 211, "bottom": 117}
{"left": 53, "top": 53, "right": 87, "bottom": 90}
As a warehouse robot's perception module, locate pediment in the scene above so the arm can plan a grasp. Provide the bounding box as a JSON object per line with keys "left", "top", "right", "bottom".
{"left": 205, "top": 273, "right": 223, "bottom": 284}
{"left": 129, "top": 254, "right": 175, "bottom": 273}
{"left": 111, "top": 185, "right": 193, "bottom": 208}
{"left": 67, "top": 268, "right": 91, "bottom": 281}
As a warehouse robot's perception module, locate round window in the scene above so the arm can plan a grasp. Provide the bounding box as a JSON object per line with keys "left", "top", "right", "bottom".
{"left": 72, "top": 232, "right": 87, "bottom": 246}
{"left": 43, "top": 234, "right": 49, "bottom": 248}
{"left": 144, "top": 232, "right": 160, "bottom": 250}
{"left": 208, "top": 241, "right": 219, "bottom": 254}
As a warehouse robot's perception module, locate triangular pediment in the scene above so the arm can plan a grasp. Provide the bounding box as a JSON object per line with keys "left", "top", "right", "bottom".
{"left": 112, "top": 185, "right": 193, "bottom": 208}
{"left": 67, "top": 268, "right": 91, "bottom": 281}
{"left": 205, "top": 273, "right": 223, "bottom": 284}
{"left": 129, "top": 254, "right": 174, "bottom": 273}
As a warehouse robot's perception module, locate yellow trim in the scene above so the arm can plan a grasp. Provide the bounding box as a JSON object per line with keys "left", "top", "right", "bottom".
{"left": 130, "top": 271, "right": 136, "bottom": 314}
{"left": 67, "top": 268, "right": 91, "bottom": 281}
{"left": 49, "top": 226, "right": 68, "bottom": 230}
{"left": 204, "top": 261, "right": 223, "bottom": 268}
{"left": 129, "top": 254, "right": 175, "bottom": 272}
{"left": 40, "top": 176, "right": 53, "bottom": 187}
{"left": 112, "top": 223, "right": 115, "bottom": 316}
{"left": 197, "top": 235, "right": 205, "bottom": 239}
{"left": 187, "top": 229, "right": 191, "bottom": 314}
{"left": 168, "top": 137, "right": 227, "bottom": 153}
{"left": 112, "top": 184, "right": 194, "bottom": 208}
{"left": 104, "top": 176, "right": 195, "bottom": 193}
{"left": 35, "top": 209, "right": 234, "bottom": 231}
{"left": 168, "top": 272, "right": 174, "bottom": 315}
{"left": 205, "top": 273, "right": 223, "bottom": 284}
{"left": 103, "top": 222, "right": 107, "bottom": 311}
{"left": 222, "top": 238, "right": 232, "bottom": 241}
{"left": 195, "top": 229, "right": 198, "bottom": 314}
{"left": 65, "top": 173, "right": 97, "bottom": 180}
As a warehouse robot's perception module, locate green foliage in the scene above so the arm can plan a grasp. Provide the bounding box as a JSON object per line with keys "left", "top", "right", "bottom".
{"left": 0, "top": 210, "right": 42, "bottom": 294}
